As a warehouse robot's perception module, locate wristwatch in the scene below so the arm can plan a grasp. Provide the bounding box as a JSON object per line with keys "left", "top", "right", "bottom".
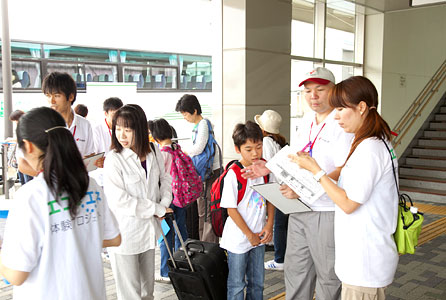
{"left": 313, "top": 170, "right": 326, "bottom": 182}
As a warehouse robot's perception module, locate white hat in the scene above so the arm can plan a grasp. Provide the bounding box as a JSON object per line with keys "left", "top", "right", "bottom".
{"left": 298, "top": 67, "right": 335, "bottom": 87}
{"left": 254, "top": 110, "right": 282, "bottom": 134}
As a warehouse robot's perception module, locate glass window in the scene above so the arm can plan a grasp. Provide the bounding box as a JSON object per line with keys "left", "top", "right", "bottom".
{"left": 46, "top": 63, "right": 85, "bottom": 89}
{"left": 324, "top": 63, "right": 353, "bottom": 83}
{"left": 0, "top": 61, "right": 42, "bottom": 89}
{"left": 291, "top": 0, "right": 314, "bottom": 57}
{"left": 325, "top": 2, "right": 355, "bottom": 62}
{"left": 43, "top": 44, "right": 111, "bottom": 62}
{"left": 123, "top": 51, "right": 177, "bottom": 66}
{"left": 123, "top": 66, "right": 177, "bottom": 89}
{"left": 180, "top": 55, "right": 212, "bottom": 90}
{"left": 85, "top": 64, "right": 118, "bottom": 84}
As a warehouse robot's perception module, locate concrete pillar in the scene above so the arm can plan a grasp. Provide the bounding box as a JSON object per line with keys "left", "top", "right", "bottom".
{"left": 222, "top": 0, "right": 291, "bottom": 162}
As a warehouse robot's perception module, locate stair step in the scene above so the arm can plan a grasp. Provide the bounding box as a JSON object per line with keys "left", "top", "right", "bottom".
{"left": 429, "top": 122, "right": 446, "bottom": 130}
{"left": 435, "top": 114, "right": 446, "bottom": 121}
{"left": 424, "top": 130, "right": 446, "bottom": 138}
{"left": 400, "top": 175, "right": 446, "bottom": 190}
{"left": 400, "top": 164, "right": 446, "bottom": 179}
{"left": 399, "top": 186, "right": 446, "bottom": 204}
{"left": 440, "top": 106, "right": 446, "bottom": 113}
{"left": 418, "top": 138, "right": 446, "bottom": 147}
{"left": 412, "top": 146, "right": 446, "bottom": 157}
{"left": 406, "top": 155, "right": 446, "bottom": 167}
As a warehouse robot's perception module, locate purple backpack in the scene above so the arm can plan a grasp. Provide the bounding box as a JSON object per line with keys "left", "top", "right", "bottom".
{"left": 161, "top": 143, "right": 203, "bottom": 208}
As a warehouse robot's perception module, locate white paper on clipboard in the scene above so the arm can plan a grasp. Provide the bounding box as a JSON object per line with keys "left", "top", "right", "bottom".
{"left": 252, "top": 182, "right": 312, "bottom": 214}
{"left": 265, "top": 145, "right": 325, "bottom": 205}
{"left": 83, "top": 152, "right": 105, "bottom": 172}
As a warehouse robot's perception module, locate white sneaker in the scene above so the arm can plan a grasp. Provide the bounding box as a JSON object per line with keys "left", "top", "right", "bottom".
{"left": 264, "top": 259, "right": 284, "bottom": 271}
{"left": 155, "top": 275, "right": 171, "bottom": 283}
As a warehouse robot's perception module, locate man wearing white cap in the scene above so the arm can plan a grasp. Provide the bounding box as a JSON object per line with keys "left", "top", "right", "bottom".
{"left": 281, "top": 67, "right": 353, "bottom": 300}
{"left": 243, "top": 67, "right": 353, "bottom": 299}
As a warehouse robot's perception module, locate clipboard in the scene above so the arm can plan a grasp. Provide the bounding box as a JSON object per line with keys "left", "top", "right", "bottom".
{"left": 83, "top": 152, "right": 105, "bottom": 172}
{"left": 252, "top": 182, "right": 312, "bottom": 214}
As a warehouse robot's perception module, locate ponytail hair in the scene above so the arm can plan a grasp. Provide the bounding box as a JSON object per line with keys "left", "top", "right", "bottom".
{"left": 16, "top": 107, "right": 89, "bottom": 218}
{"left": 329, "top": 76, "right": 392, "bottom": 163}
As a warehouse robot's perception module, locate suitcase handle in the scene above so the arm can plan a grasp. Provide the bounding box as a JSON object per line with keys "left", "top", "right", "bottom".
{"left": 185, "top": 241, "right": 206, "bottom": 254}
{"left": 158, "top": 215, "right": 195, "bottom": 272}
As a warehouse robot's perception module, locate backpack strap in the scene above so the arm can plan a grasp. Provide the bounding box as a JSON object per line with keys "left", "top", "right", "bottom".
{"left": 228, "top": 159, "right": 269, "bottom": 206}
{"left": 228, "top": 161, "right": 248, "bottom": 206}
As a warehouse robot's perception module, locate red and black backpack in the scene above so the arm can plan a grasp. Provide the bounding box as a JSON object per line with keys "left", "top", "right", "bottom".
{"left": 209, "top": 160, "right": 269, "bottom": 237}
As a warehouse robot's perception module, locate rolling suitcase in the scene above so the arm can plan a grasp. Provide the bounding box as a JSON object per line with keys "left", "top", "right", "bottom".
{"left": 159, "top": 213, "right": 228, "bottom": 300}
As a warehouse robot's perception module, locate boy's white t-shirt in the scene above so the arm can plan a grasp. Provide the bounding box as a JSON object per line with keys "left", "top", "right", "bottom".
{"left": 219, "top": 169, "right": 268, "bottom": 254}
{"left": 1, "top": 174, "right": 120, "bottom": 300}
{"left": 93, "top": 119, "right": 112, "bottom": 155}
{"left": 335, "top": 138, "right": 399, "bottom": 288}
{"left": 293, "top": 110, "right": 353, "bottom": 211}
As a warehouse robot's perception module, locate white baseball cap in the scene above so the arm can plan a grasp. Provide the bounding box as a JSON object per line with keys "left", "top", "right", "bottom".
{"left": 254, "top": 110, "right": 282, "bottom": 134}
{"left": 299, "top": 67, "right": 335, "bottom": 87}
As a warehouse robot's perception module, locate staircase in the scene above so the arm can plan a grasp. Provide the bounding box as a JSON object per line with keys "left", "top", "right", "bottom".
{"left": 399, "top": 98, "right": 446, "bottom": 203}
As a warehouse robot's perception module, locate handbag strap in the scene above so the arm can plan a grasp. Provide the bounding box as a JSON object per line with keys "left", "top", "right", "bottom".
{"left": 381, "top": 138, "right": 399, "bottom": 194}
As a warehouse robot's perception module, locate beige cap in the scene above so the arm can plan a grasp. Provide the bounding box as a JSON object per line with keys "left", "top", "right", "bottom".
{"left": 254, "top": 110, "right": 282, "bottom": 134}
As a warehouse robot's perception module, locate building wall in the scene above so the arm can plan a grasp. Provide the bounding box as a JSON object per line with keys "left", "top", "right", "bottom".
{"left": 365, "top": 5, "right": 446, "bottom": 156}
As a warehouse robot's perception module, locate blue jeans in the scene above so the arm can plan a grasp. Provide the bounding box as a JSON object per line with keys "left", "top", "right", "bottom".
{"left": 227, "top": 245, "right": 265, "bottom": 300}
{"left": 160, "top": 204, "right": 188, "bottom": 277}
{"left": 274, "top": 208, "right": 289, "bottom": 263}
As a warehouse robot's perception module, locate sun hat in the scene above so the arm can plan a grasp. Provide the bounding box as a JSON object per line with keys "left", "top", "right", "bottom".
{"left": 254, "top": 110, "right": 282, "bottom": 134}
{"left": 298, "top": 67, "right": 335, "bottom": 87}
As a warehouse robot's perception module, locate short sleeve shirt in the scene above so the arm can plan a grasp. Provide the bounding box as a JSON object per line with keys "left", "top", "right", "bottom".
{"left": 293, "top": 110, "right": 353, "bottom": 210}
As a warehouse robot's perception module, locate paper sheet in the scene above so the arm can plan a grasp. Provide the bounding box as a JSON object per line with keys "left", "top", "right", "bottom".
{"left": 252, "top": 182, "right": 312, "bottom": 214}
{"left": 265, "top": 145, "right": 325, "bottom": 205}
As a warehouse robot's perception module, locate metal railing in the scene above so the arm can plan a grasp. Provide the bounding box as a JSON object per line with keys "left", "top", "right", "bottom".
{"left": 392, "top": 59, "right": 446, "bottom": 148}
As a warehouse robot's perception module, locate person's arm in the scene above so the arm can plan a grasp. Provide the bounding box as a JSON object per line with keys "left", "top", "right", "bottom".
{"left": 188, "top": 119, "right": 209, "bottom": 157}
{"left": 327, "top": 167, "right": 342, "bottom": 181}
{"left": 153, "top": 147, "right": 173, "bottom": 208}
{"left": 103, "top": 154, "right": 167, "bottom": 218}
{"left": 259, "top": 201, "right": 274, "bottom": 244}
{"left": 103, "top": 234, "right": 121, "bottom": 248}
{"left": 18, "top": 158, "right": 38, "bottom": 177}
{"left": 0, "top": 256, "right": 29, "bottom": 286}
{"left": 227, "top": 208, "right": 260, "bottom": 247}
{"left": 289, "top": 152, "right": 360, "bottom": 214}
{"left": 241, "top": 159, "right": 271, "bottom": 179}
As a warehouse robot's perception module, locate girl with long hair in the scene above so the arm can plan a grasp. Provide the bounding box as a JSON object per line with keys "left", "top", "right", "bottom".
{"left": 104, "top": 104, "right": 172, "bottom": 300}
{"left": 291, "top": 76, "right": 399, "bottom": 299}
{"left": 0, "top": 106, "right": 121, "bottom": 300}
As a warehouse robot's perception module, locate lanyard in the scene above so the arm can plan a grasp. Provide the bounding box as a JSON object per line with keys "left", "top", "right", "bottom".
{"left": 301, "top": 122, "right": 326, "bottom": 157}
{"left": 72, "top": 125, "right": 77, "bottom": 139}
{"left": 105, "top": 118, "right": 112, "bottom": 137}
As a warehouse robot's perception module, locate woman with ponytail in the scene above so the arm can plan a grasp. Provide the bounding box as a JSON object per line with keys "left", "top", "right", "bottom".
{"left": 290, "top": 76, "right": 399, "bottom": 299}
{"left": 0, "top": 107, "right": 121, "bottom": 300}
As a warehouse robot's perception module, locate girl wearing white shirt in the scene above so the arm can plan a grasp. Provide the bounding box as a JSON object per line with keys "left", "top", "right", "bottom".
{"left": 0, "top": 107, "right": 121, "bottom": 300}
{"left": 254, "top": 110, "right": 289, "bottom": 271}
{"left": 291, "top": 76, "right": 399, "bottom": 300}
{"left": 104, "top": 104, "right": 173, "bottom": 300}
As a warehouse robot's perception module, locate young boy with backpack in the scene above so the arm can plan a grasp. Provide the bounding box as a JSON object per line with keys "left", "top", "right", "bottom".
{"left": 218, "top": 121, "right": 275, "bottom": 300}
{"left": 148, "top": 118, "right": 202, "bottom": 283}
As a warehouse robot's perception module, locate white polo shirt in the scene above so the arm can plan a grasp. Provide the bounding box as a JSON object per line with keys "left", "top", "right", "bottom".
{"left": 335, "top": 138, "right": 399, "bottom": 288}
{"left": 293, "top": 109, "right": 353, "bottom": 211}
{"left": 93, "top": 119, "right": 112, "bottom": 155}
{"left": 69, "top": 111, "right": 95, "bottom": 157}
